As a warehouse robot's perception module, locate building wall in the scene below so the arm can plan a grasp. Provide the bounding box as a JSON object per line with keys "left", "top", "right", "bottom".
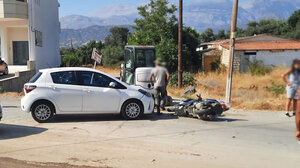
{"left": 222, "top": 49, "right": 300, "bottom": 72}
{"left": 0, "top": 19, "right": 28, "bottom": 63}
{"left": 7, "top": 27, "right": 28, "bottom": 64}
{"left": 249, "top": 50, "right": 300, "bottom": 67}
{"left": 221, "top": 48, "right": 241, "bottom": 71}
{"left": 0, "top": 0, "right": 28, "bottom": 19}
{"left": 28, "top": 0, "right": 60, "bottom": 71}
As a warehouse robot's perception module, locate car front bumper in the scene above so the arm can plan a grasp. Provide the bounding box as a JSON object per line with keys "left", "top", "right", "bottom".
{"left": 21, "top": 96, "right": 32, "bottom": 112}
{"left": 141, "top": 96, "right": 154, "bottom": 114}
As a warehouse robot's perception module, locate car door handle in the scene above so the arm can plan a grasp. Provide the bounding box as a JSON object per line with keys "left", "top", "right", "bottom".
{"left": 49, "top": 85, "right": 56, "bottom": 90}
{"left": 83, "top": 89, "right": 91, "bottom": 93}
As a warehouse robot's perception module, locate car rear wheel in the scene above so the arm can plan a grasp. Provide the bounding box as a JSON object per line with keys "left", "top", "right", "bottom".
{"left": 3, "top": 67, "right": 8, "bottom": 75}
{"left": 121, "top": 100, "right": 144, "bottom": 120}
{"left": 31, "top": 101, "right": 54, "bottom": 123}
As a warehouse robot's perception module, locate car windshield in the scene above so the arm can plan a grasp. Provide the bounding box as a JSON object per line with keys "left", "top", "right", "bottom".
{"left": 136, "top": 49, "right": 155, "bottom": 68}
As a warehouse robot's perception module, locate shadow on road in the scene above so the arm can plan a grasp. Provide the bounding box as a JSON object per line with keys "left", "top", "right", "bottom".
{"left": 212, "top": 117, "right": 248, "bottom": 122}
{"left": 0, "top": 124, "right": 47, "bottom": 140}
{"left": 52, "top": 113, "right": 178, "bottom": 123}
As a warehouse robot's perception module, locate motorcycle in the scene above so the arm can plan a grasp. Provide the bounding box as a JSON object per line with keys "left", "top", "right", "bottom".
{"left": 168, "top": 94, "right": 229, "bottom": 121}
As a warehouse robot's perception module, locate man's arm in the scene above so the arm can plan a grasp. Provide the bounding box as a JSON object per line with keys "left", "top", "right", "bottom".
{"left": 166, "top": 71, "right": 170, "bottom": 81}
{"left": 150, "top": 73, "right": 154, "bottom": 86}
{"left": 296, "top": 100, "right": 300, "bottom": 140}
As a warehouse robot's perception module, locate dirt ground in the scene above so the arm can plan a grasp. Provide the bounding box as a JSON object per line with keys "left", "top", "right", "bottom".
{"left": 0, "top": 157, "right": 105, "bottom": 168}
{"left": 0, "top": 97, "right": 299, "bottom": 168}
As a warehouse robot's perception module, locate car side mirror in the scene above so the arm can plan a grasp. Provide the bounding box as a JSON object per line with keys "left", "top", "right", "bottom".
{"left": 109, "top": 82, "right": 117, "bottom": 88}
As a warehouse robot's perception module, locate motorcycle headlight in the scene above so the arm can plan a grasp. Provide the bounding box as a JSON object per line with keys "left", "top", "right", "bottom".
{"left": 138, "top": 89, "right": 152, "bottom": 97}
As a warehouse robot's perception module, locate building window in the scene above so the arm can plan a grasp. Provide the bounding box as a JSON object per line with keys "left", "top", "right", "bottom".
{"left": 244, "top": 51, "right": 257, "bottom": 55}
{"left": 35, "top": 30, "right": 43, "bottom": 47}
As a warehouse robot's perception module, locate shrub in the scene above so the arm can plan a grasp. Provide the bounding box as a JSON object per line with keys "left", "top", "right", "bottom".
{"left": 210, "top": 59, "right": 226, "bottom": 72}
{"left": 169, "top": 72, "right": 195, "bottom": 87}
{"left": 248, "top": 58, "right": 271, "bottom": 76}
{"left": 0, "top": 87, "right": 4, "bottom": 93}
{"left": 62, "top": 54, "right": 80, "bottom": 67}
{"left": 265, "top": 80, "right": 285, "bottom": 95}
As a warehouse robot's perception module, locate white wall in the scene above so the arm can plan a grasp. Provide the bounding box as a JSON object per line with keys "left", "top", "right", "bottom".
{"left": 28, "top": 0, "right": 60, "bottom": 71}
{"left": 249, "top": 50, "right": 300, "bottom": 67}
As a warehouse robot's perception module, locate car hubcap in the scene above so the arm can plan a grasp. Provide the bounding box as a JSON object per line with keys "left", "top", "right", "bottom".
{"left": 34, "top": 104, "right": 51, "bottom": 121}
{"left": 125, "top": 103, "right": 140, "bottom": 118}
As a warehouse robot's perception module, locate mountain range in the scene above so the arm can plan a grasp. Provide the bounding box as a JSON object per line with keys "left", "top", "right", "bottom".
{"left": 60, "top": 0, "right": 300, "bottom": 47}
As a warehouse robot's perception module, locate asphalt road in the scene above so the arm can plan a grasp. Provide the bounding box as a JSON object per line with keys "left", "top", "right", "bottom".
{"left": 0, "top": 97, "right": 299, "bottom": 168}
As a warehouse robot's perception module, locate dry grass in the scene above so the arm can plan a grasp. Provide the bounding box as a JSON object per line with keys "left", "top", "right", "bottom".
{"left": 168, "top": 67, "right": 287, "bottom": 111}
{"left": 0, "top": 92, "right": 24, "bottom": 98}
{"left": 82, "top": 64, "right": 120, "bottom": 76}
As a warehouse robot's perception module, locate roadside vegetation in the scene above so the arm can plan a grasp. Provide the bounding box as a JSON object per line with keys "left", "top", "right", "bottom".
{"left": 168, "top": 67, "right": 287, "bottom": 111}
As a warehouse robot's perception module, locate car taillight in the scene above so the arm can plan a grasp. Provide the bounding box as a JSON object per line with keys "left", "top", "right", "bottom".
{"left": 24, "top": 85, "right": 37, "bottom": 93}
{"left": 221, "top": 104, "right": 227, "bottom": 110}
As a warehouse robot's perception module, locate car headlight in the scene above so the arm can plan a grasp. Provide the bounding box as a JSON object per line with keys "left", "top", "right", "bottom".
{"left": 138, "top": 89, "right": 152, "bottom": 97}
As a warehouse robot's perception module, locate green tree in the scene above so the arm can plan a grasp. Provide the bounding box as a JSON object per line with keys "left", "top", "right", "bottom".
{"left": 200, "top": 28, "right": 216, "bottom": 42}
{"left": 288, "top": 10, "right": 300, "bottom": 29}
{"left": 216, "top": 29, "right": 227, "bottom": 40}
{"left": 102, "top": 27, "right": 130, "bottom": 67}
{"left": 128, "top": 0, "right": 178, "bottom": 71}
{"left": 287, "top": 10, "right": 300, "bottom": 39}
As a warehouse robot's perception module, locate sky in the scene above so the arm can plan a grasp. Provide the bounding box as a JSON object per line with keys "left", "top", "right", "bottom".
{"left": 59, "top": 0, "right": 250, "bottom": 17}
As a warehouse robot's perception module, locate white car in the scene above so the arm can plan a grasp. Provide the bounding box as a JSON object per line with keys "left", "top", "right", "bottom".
{"left": 21, "top": 67, "right": 154, "bottom": 123}
{"left": 0, "top": 101, "right": 2, "bottom": 121}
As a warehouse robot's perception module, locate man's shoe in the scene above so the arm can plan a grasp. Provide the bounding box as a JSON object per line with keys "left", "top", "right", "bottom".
{"left": 285, "top": 112, "right": 291, "bottom": 117}
{"left": 157, "top": 112, "right": 162, "bottom": 115}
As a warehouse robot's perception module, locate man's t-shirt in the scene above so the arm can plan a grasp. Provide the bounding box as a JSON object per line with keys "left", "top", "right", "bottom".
{"left": 151, "top": 66, "right": 168, "bottom": 88}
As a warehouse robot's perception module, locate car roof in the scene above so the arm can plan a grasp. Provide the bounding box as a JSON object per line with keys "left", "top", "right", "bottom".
{"left": 39, "top": 67, "right": 118, "bottom": 80}
{"left": 40, "top": 67, "right": 101, "bottom": 72}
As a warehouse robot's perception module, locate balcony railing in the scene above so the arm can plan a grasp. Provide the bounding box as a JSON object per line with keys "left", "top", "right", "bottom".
{"left": 0, "top": 0, "right": 28, "bottom": 19}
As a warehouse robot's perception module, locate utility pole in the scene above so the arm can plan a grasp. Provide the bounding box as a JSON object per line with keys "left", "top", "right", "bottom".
{"left": 178, "top": 0, "right": 183, "bottom": 88}
{"left": 225, "top": 0, "right": 239, "bottom": 104}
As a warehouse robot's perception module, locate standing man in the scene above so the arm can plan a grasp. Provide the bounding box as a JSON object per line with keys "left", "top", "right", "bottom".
{"left": 150, "top": 58, "right": 170, "bottom": 114}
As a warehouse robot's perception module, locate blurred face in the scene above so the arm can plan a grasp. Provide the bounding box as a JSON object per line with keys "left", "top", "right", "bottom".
{"left": 294, "top": 62, "right": 300, "bottom": 70}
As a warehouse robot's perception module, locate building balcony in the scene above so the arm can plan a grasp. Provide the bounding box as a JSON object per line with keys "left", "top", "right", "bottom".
{"left": 0, "top": 0, "right": 28, "bottom": 20}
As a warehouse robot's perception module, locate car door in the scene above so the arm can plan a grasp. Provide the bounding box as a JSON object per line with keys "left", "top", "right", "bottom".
{"left": 47, "top": 71, "right": 83, "bottom": 113}
{"left": 77, "top": 71, "right": 123, "bottom": 113}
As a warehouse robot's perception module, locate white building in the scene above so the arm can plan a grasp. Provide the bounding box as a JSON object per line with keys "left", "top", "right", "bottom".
{"left": 0, "top": 0, "right": 60, "bottom": 71}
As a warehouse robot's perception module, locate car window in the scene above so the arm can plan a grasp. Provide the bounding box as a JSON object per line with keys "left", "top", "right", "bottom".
{"left": 77, "top": 71, "right": 93, "bottom": 86}
{"left": 50, "top": 71, "right": 77, "bottom": 85}
{"left": 77, "top": 71, "right": 126, "bottom": 89}
{"left": 29, "top": 72, "right": 43, "bottom": 83}
{"left": 125, "top": 49, "right": 134, "bottom": 69}
{"left": 91, "top": 73, "right": 114, "bottom": 88}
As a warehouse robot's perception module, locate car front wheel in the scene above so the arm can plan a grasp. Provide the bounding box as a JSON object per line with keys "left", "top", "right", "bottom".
{"left": 121, "top": 100, "right": 144, "bottom": 120}
{"left": 31, "top": 101, "right": 54, "bottom": 123}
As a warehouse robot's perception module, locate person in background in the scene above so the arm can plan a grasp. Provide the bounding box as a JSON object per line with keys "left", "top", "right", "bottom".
{"left": 150, "top": 58, "right": 170, "bottom": 114}
{"left": 282, "top": 59, "right": 300, "bottom": 117}
{"left": 295, "top": 88, "right": 300, "bottom": 140}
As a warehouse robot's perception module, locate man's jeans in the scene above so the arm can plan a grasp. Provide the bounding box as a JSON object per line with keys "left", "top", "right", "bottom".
{"left": 154, "top": 86, "right": 167, "bottom": 113}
